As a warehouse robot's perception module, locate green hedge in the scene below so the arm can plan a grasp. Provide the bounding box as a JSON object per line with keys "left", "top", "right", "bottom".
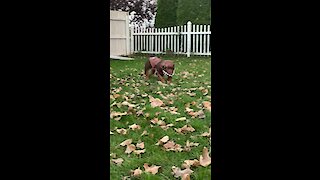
{"left": 176, "top": 0, "right": 211, "bottom": 25}
{"left": 154, "top": 0, "right": 178, "bottom": 28}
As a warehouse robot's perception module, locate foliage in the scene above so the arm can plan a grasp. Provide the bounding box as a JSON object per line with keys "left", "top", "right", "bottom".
{"left": 154, "top": 0, "right": 178, "bottom": 28}
{"left": 176, "top": 0, "right": 211, "bottom": 25}
{"left": 110, "top": 0, "right": 156, "bottom": 26}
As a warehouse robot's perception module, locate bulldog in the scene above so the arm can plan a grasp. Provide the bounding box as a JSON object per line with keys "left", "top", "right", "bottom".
{"left": 144, "top": 56, "right": 175, "bottom": 84}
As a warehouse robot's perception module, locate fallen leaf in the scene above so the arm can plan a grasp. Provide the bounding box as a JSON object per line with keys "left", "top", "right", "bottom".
{"left": 157, "top": 120, "right": 166, "bottom": 126}
{"left": 149, "top": 96, "right": 164, "bottom": 107}
{"left": 185, "top": 107, "right": 194, "bottom": 112}
{"left": 110, "top": 111, "right": 127, "bottom": 119}
{"left": 182, "top": 174, "right": 191, "bottom": 180}
{"left": 150, "top": 118, "right": 159, "bottom": 124}
{"left": 113, "top": 94, "right": 121, "bottom": 99}
{"left": 111, "top": 158, "right": 124, "bottom": 166}
{"left": 110, "top": 153, "right": 116, "bottom": 158}
{"left": 184, "top": 140, "right": 200, "bottom": 152}
{"left": 143, "top": 163, "right": 161, "bottom": 175}
{"left": 196, "top": 110, "right": 206, "bottom": 119}
{"left": 129, "top": 124, "right": 141, "bottom": 130}
{"left": 199, "top": 147, "right": 211, "bottom": 167}
{"left": 171, "top": 166, "right": 194, "bottom": 178}
{"left": 116, "top": 128, "right": 128, "bottom": 135}
{"left": 122, "top": 101, "right": 136, "bottom": 107}
{"left": 110, "top": 131, "right": 114, "bottom": 135}
{"left": 122, "top": 176, "right": 130, "bottom": 180}
{"left": 131, "top": 167, "right": 143, "bottom": 177}
{"left": 176, "top": 117, "right": 187, "bottom": 122}
{"left": 182, "top": 159, "right": 200, "bottom": 168}
{"left": 114, "top": 117, "right": 122, "bottom": 121}
{"left": 136, "top": 142, "right": 144, "bottom": 149}
{"left": 175, "top": 125, "right": 195, "bottom": 134}
{"left": 140, "top": 130, "right": 148, "bottom": 136}
{"left": 203, "top": 101, "right": 211, "bottom": 112}
{"left": 163, "top": 141, "right": 176, "bottom": 149}
{"left": 125, "top": 144, "right": 136, "bottom": 154}
{"left": 133, "top": 149, "right": 146, "bottom": 155}
{"left": 155, "top": 136, "right": 169, "bottom": 145}
{"left": 120, "top": 139, "right": 132, "bottom": 146}
{"left": 136, "top": 110, "right": 144, "bottom": 116}
{"left": 201, "top": 132, "right": 210, "bottom": 137}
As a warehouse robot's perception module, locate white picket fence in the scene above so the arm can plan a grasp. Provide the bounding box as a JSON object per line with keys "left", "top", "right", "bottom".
{"left": 130, "top": 21, "right": 211, "bottom": 57}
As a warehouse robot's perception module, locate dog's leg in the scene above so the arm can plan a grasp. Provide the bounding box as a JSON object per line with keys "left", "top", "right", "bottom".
{"left": 144, "top": 60, "right": 152, "bottom": 80}
{"left": 157, "top": 73, "right": 165, "bottom": 83}
{"left": 167, "top": 76, "right": 172, "bottom": 84}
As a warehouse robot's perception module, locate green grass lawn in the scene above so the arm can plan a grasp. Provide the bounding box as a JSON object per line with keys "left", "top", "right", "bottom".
{"left": 110, "top": 54, "right": 211, "bottom": 180}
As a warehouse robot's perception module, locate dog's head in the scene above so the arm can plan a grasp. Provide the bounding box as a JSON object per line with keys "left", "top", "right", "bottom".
{"left": 161, "top": 60, "right": 175, "bottom": 76}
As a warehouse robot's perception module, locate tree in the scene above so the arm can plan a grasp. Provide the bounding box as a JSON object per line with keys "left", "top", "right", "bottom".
{"left": 154, "top": 0, "right": 178, "bottom": 28}
{"left": 110, "top": 0, "right": 156, "bottom": 27}
{"left": 176, "top": 0, "right": 211, "bottom": 25}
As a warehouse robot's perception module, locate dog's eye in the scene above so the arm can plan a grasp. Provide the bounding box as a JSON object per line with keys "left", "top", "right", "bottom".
{"left": 162, "top": 66, "right": 166, "bottom": 69}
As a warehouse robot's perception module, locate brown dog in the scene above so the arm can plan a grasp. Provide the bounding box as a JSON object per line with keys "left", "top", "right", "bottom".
{"left": 144, "top": 56, "right": 175, "bottom": 84}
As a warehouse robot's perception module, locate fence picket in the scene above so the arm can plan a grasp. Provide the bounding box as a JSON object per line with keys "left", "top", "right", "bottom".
{"left": 131, "top": 21, "right": 211, "bottom": 57}
{"left": 199, "top": 25, "right": 203, "bottom": 54}
{"left": 207, "top": 25, "right": 210, "bottom": 55}
{"left": 184, "top": 25, "right": 186, "bottom": 53}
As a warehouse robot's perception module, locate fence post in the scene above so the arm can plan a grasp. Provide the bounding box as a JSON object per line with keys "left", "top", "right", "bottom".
{"left": 130, "top": 26, "right": 134, "bottom": 54}
{"left": 187, "top": 21, "right": 192, "bottom": 57}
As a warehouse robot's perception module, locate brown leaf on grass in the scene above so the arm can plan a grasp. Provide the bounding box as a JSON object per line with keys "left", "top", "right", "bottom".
{"left": 149, "top": 96, "right": 164, "bottom": 107}
{"left": 175, "top": 125, "right": 195, "bottom": 134}
{"left": 122, "top": 101, "right": 136, "bottom": 107}
{"left": 199, "top": 147, "right": 211, "bottom": 167}
{"left": 202, "top": 101, "right": 211, "bottom": 112}
{"left": 131, "top": 167, "right": 143, "bottom": 177}
{"left": 162, "top": 141, "right": 183, "bottom": 152}
{"left": 129, "top": 124, "right": 141, "bottom": 130}
{"left": 143, "top": 163, "right": 161, "bottom": 175}
{"left": 171, "top": 166, "right": 194, "bottom": 178}
{"left": 141, "top": 93, "right": 148, "bottom": 97}
{"left": 185, "top": 107, "right": 194, "bottom": 113}
{"left": 184, "top": 140, "right": 200, "bottom": 152}
{"left": 111, "top": 158, "right": 124, "bottom": 166}
{"left": 196, "top": 110, "right": 206, "bottom": 119}
{"left": 163, "top": 141, "right": 175, "bottom": 149}
{"left": 182, "top": 174, "right": 191, "bottom": 180}
{"left": 201, "top": 132, "right": 210, "bottom": 137}
{"left": 136, "top": 110, "right": 144, "bottom": 116}
{"left": 182, "top": 159, "right": 200, "bottom": 168}
{"left": 144, "top": 113, "right": 150, "bottom": 118}
{"left": 140, "top": 130, "right": 148, "bottom": 136}
{"left": 133, "top": 149, "right": 146, "bottom": 155}
{"left": 120, "top": 139, "right": 132, "bottom": 146}
{"left": 157, "top": 120, "right": 166, "bottom": 126}
{"left": 136, "top": 142, "right": 144, "bottom": 149}
{"left": 110, "top": 153, "right": 117, "bottom": 158}
{"left": 186, "top": 92, "right": 196, "bottom": 97}
{"left": 116, "top": 128, "right": 128, "bottom": 135}
{"left": 150, "top": 118, "right": 159, "bottom": 124}
{"left": 113, "top": 94, "right": 121, "bottom": 99}
{"left": 155, "top": 136, "right": 169, "bottom": 145}
{"left": 175, "top": 117, "right": 187, "bottom": 122}
{"left": 202, "top": 89, "right": 209, "bottom": 95}
{"left": 122, "top": 176, "right": 130, "bottom": 180}
{"left": 110, "top": 111, "right": 127, "bottom": 119}
{"left": 125, "top": 144, "right": 136, "bottom": 154}
{"left": 160, "top": 123, "right": 174, "bottom": 130}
